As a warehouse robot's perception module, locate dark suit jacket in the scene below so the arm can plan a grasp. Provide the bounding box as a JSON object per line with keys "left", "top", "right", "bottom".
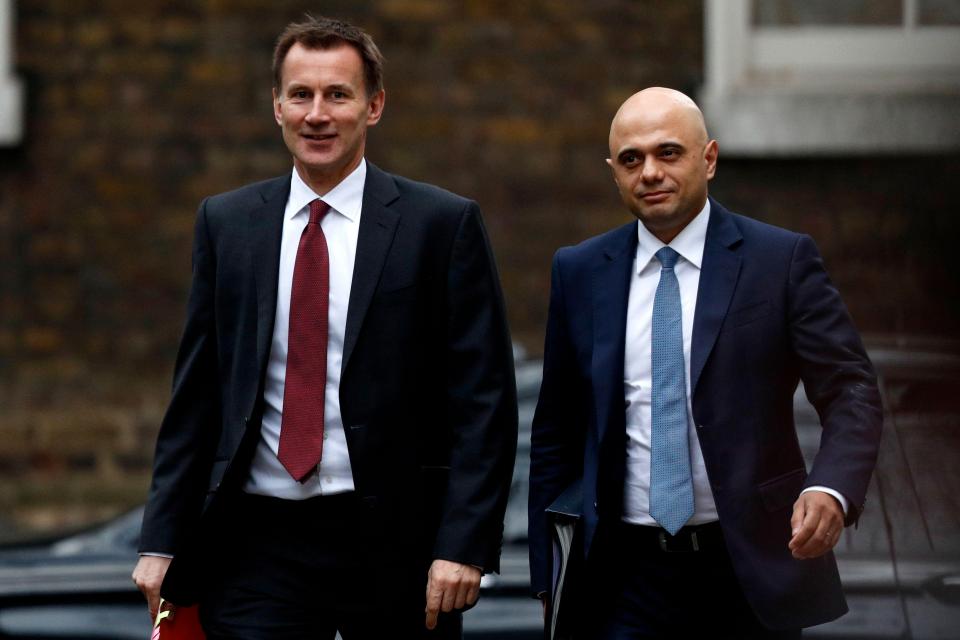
{"left": 528, "top": 198, "right": 882, "bottom": 630}
{"left": 139, "top": 162, "right": 518, "bottom": 604}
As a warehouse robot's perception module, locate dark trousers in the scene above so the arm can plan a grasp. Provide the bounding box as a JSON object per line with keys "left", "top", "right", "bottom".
{"left": 198, "top": 491, "right": 462, "bottom": 640}
{"left": 581, "top": 521, "right": 801, "bottom": 640}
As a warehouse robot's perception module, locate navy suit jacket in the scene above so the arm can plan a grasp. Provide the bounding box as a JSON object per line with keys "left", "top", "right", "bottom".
{"left": 528, "top": 198, "right": 882, "bottom": 630}
{"left": 139, "top": 163, "right": 518, "bottom": 604}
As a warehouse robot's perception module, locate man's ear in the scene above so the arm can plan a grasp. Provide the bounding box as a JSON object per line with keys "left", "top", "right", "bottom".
{"left": 704, "top": 139, "right": 719, "bottom": 180}
{"left": 272, "top": 88, "right": 282, "bottom": 126}
{"left": 366, "top": 89, "right": 386, "bottom": 126}
{"left": 606, "top": 157, "right": 619, "bottom": 185}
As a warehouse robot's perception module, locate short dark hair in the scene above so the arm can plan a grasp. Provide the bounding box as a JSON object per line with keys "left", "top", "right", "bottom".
{"left": 272, "top": 15, "right": 384, "bottom": 96}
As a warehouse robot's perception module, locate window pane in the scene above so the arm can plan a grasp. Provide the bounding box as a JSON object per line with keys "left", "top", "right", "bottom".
{"left": 919, "top": 0, "right": 960, "bottom": 25}
{"left": 753, "top": 0, "right": 903, "bottom": 25}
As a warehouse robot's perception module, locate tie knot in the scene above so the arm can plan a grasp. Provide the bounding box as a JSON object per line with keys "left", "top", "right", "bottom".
{"left": 655, "top": 246, "right": 680, "bottom": 270}
{"left": 309, "top": 199, "right": 331, "bottom": 225}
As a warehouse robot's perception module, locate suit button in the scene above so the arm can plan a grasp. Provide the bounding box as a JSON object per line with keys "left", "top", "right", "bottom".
{"left": 695, "top": 424, "right": 704, "bottom": 430}
{"left": 593, "top": 501, "right": 599, "bottom": 510}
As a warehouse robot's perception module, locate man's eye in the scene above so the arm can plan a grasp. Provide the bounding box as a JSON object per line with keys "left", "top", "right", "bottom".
{"left": 291, "top": 90, "right": 309, "bottom": 100}
{"left": 661, "top": 149, "right": 677, "bottom": 158}
{"left": 622, "top": 154, "right": 639, "bottom": 166}
{"left": 331, "top": 91, "right": 347, "bottom": 100}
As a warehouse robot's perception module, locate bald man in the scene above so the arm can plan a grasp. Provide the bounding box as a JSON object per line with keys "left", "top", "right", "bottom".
{"left": 528, "top": 88, "right": 882, "bottom": 637}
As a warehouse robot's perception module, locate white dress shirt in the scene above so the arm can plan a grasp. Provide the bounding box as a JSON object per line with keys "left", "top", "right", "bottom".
{"left": 622, "top": 200, "right": 717, "bottom": 525}
{"left": 622, "top": 199, "right": 846, "bottom": 526}
{"left": 244, "top": 160, "right": 366, "bottom": 499}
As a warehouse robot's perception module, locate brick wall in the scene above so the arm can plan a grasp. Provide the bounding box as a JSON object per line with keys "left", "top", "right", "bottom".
{"left": 713, "top": 157, "right": 960, "bottom": 337}
{"left": 1, "top": 1, "right": 956, "bottom": 536}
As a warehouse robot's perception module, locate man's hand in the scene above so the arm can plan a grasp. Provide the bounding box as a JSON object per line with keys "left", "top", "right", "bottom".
{"left": 424, "top": 559, "right": 481, "bottom": 630}
{"left": 132, "top": 555, "right": 172, "bottom": 619}
{"left": 788, "top": 491, "right": 844, "bottom": 559}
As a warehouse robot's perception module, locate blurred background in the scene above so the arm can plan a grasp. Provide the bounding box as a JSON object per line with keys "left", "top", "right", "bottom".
{"left": 1, "top": 1, "right": 959, "bottom": 638}
{"left": 0, "top": 0, "right": 958, "bottom": 571}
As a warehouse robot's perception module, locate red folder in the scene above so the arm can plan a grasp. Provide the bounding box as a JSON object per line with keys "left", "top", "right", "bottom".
{"left": 151, "top": 600, "right": 205, "bottom": 640}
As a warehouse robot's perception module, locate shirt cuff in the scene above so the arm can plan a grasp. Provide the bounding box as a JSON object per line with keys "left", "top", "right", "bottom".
{"left": 139, "top": 552, "right": 174, "bottom": 559}
{"left": 801, "top": 486, "right": 848, "bottom": 516}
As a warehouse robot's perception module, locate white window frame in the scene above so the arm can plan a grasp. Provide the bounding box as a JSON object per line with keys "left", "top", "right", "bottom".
{"left": 699, "top": 0, "right": 960, "bottom": 155}
{"left": 0, "top": 0, "right": 22, "bottom": 146}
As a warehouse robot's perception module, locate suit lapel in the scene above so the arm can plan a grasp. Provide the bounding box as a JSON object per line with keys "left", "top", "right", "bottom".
{"left": 592, "top": 222, "right": 638, "bottom": 445}
{"left": 251, "top": 175, "right": 292, "bottom": 376}
{"left": 690, "top": 198, "right": 743, "bottom": 394}
{"left": 342, "top": 162, "right": 401, "bottom": 372}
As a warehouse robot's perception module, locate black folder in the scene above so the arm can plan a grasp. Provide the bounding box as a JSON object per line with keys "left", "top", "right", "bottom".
{"left": 544, "top": 479, "right": 583, "bottom": 640}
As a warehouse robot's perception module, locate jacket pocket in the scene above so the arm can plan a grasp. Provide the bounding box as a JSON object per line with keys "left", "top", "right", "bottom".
{"left": 723, "top": 299, "right": 772, "bottom": 330}
{"left": 757, "top": 467, "right": 807, "bottom": 512}
{"left": 376, "top": 282, "right": 419, "bottom": 305}
{"left": 421, "top": 465, "right": 451, "bottom": 486}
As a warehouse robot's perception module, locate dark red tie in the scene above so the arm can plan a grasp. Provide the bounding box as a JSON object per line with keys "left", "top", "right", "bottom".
{"left": 278, "top": 198, "right": 331, "bottom": 482}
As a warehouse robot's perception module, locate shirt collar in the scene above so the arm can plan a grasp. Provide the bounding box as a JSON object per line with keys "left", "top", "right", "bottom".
{"left": 635, "top": 198, "right": 710, "bottom": 274}
{"left": 287, "top": 159, "right": 367, "bottom": 222}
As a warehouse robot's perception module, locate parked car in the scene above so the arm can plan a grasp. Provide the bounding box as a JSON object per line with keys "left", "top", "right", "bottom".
{"left": 0, "top": 506, "right": 148, "bottom": 638}
{"left": 1, "top": 340, "right": 958, "bottom": 639}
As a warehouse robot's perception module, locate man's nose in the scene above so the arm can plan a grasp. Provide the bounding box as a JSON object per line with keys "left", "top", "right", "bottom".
{"left": 641, "top": 158, "right": 661, "bottom": 182}
{"left": 304, "top": 97, "right": 330, "bottom": 124}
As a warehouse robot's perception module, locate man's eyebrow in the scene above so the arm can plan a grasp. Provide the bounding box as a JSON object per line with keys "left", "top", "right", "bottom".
{"left": 616, "top": 141, "right": 686, "bottom": 160}
{"left": 284, "top": 82, "right": 355, "bottom": 96}
{"left": 657, "top": 141, "right": 685, "bottom": 151}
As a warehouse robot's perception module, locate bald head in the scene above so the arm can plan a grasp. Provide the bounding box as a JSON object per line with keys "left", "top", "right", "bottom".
{"left": 605, "top": 87, "right": 718, "bottom": 244}
{"left": 609, "top": 87, "right": 709, "bottom": 153}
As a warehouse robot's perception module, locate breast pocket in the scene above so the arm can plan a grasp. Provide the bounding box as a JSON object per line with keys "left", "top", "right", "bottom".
{"left": 722, "top": 299, "right": 772, "bottom": 331}
{"left": 375, "top": 282, "right": 419, "bottom": 306}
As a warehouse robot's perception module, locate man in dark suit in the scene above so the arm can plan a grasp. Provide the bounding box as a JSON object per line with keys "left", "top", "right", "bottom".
{"left": 132, "top": 16, "right": 517, "bottom": 639}
{"left": 528, "top": 87, "right": 882, "bottom": 637}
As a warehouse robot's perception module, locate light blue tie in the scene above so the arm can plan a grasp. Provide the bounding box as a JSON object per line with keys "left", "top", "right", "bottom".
{"left": 649, "top": 246, "right": 694, "bottom": 535}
